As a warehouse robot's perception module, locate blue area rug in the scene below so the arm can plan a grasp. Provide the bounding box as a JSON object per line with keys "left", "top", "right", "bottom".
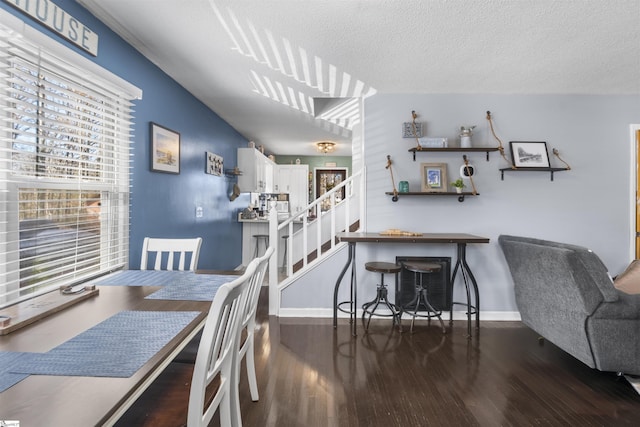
{"left": 144, "top": 275, "right": 235, "bottom": 301}
{"left": 0, "top": 352, "right": 32, "bottom": 392}
{"left": 10, "top": 310, "right": 200, "bottom": 378}
{"left": 92, "top": 270, "right": 237, "bottom": 288}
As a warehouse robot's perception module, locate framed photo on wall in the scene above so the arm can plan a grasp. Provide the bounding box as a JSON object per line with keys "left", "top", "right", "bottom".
{"left": 150, "top": 122, "right": 180, "bottom": 174}
{"left": 421, "top": 163, "right": 448, "bottom": 192}
{"left": 509, "top": 141, "right": 550, "bottom": 168}
{"left": 206, "top": 152, "right": 223, "bottom": 176}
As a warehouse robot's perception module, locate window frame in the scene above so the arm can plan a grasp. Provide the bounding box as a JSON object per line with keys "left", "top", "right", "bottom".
{"left": 0, "top": 10, "right": 141, "bottom": 308}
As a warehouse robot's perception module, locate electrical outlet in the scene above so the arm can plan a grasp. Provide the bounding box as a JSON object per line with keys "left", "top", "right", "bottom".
{"left": 195, "top": 206, "right": 203, "bottom": 218}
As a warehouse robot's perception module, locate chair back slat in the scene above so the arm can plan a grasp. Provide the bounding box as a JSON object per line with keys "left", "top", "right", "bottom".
{"left": 141, "top": 237, "right": 202, "bottom": 271}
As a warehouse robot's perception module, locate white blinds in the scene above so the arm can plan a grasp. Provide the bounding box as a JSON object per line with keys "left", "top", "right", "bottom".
{"left": 0, "top": 22, "right": 138, "bottom": 308}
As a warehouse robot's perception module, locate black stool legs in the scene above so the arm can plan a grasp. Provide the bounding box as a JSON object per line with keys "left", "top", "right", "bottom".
{"left": 281, "top": 235, "right": 289, "bottom": 270}
{"left": 402, "top": 262, "right": 446, "bottom": 334}
{"left": 361, "top": 262, "right": 402, "bottom": 332}
{"left": 253, "top": 234, "right": 269, "bottom": 258}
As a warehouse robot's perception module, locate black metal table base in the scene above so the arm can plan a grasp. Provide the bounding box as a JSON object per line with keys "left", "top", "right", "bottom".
{"left": 334, "top": 239, "right": 482, "bottom": 338}
{"left": 333, "top": 242, "right": 358, "bottom": 336}
{"left": 450, "top": 243, "right": 480, "bottom": 338}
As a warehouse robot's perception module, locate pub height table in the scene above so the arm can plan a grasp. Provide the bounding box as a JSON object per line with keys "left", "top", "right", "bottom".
{"left": 333, "top": 232, "right": 490, "bottom": 337}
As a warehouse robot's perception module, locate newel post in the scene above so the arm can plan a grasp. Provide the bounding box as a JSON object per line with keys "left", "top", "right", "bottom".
{"left": 268, "top": 206, "right": 279, "bottom": 316}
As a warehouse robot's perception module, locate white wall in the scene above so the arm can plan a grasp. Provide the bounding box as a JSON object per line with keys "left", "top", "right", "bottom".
{"left": 281, "top": 93, "right": 639, "bottom": 316}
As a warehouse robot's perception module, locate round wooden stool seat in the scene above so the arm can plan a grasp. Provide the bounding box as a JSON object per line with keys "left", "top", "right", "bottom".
{"left": 365, "top": 261, "right": 402, "bottom": 274}
{"left": 403, "top": 262, "right": 441, "bottom": 274}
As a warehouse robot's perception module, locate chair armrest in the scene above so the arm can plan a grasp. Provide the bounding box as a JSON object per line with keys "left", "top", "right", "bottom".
{"left": 587, "top": 291, "right": 640, "bottom": 375}
{"left": 591, "top": 291, "right": 640, "bottom": 320}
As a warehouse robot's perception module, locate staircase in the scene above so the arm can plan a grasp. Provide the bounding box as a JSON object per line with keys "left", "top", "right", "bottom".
{"left": 267, "top": 169, "right": 364, "bottom": 315}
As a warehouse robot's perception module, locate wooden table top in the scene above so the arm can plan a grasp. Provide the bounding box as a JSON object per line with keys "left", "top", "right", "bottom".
{"left": 336, "top": 232, "right": 490, "bottom": 244}
{"left": 0, "top": 284, "right": 211, "bottom": 426}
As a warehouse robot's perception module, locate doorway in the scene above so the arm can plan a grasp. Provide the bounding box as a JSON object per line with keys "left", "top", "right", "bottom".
{"left": 314, "top": 167, "right": 348, "bottom": 212}
{"left": 636, "top": 128, "right": 640, "bottom": 258}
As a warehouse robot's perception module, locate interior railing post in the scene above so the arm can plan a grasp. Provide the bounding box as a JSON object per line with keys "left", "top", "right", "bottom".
{"left": 268, "top": 206, "right": 279, "bottom": 316}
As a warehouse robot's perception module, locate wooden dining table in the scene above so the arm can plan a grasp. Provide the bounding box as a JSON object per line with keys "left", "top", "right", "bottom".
{"left": 0, "top": 270, "right": 236, "bottom": 426}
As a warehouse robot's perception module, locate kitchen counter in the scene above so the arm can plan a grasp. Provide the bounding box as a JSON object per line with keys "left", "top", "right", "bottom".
{"left": 237, "top": 213, "right": 310, "bottom": 224}
{"left": 238, "top": 216, "right": 270, "bottom": 223}
{"left": 238, "top": 213, "right": 308, "bottom": 267}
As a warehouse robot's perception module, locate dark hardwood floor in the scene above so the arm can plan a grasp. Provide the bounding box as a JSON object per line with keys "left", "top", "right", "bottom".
{"left": 116, "top": 288, "right": 640, "bottom": 426}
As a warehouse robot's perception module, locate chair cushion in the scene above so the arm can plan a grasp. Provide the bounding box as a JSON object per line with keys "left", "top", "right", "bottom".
{"left": 614, "top": 260, "right": 640, "bottom": 294}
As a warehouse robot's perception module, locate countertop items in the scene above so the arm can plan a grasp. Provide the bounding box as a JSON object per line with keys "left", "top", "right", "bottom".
{"left": 379, "top": 229, "right": 423, "bottom": 236}
{"left": 240, "top": 208, "right": 258, "bottom": 220}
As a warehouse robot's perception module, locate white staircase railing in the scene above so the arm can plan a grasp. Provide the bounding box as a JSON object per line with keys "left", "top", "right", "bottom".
{"left": 268, "top": 169, "right": 363, "bottom": 315}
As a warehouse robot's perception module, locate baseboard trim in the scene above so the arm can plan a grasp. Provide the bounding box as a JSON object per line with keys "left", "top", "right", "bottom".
{"left": 277, "top": 308, "right": 521, "bottom": 321}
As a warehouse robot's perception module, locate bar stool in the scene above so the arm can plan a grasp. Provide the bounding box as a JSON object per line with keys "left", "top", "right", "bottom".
{"left": 361, "top": 261, "right": 402, "bottom": 332}
{"left": 281, "top": 235, "right": 289, "bottom": 270}
{"left": 402, "top": 261, "right": 446, "bottom": 334}
{"left": 253, "top": 234, "right": 269, "bottom": 258}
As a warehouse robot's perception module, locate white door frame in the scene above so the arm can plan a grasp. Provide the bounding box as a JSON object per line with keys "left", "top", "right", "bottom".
{"left": 630, "top": 124, "right": 640, "bottom": 259}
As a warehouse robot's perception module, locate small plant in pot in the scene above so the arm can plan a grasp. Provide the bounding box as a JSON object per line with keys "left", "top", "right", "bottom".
{"left": 451, "top": 178, "right": 466, "bottom": 193}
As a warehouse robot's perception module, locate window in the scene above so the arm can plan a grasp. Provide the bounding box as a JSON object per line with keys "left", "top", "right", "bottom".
{"left": 0, "top": 16, "right": 141, "bottom": 308}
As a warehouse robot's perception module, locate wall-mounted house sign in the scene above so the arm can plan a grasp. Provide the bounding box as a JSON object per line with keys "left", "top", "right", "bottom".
{"left": 3, "top": 0, "right": 98, "bottom": 56}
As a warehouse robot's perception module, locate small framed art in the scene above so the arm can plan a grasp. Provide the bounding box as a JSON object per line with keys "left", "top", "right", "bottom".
{"left": 150, "top": 122, "right": 180, "bottom": 174}
{"left": 206, "top": 152, "right": 223, "bottom": 176}
{"left": 421, "top": 163, "right": 448, "bottom": 192}
{"left": 403, "top": 121, "right": 423, "bottom": 138}
{"left": 509, "top": 141, "right": 550, "bottom": 168}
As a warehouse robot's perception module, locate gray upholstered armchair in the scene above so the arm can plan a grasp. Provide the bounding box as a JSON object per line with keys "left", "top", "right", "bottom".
{"left": 499, "top": 234, "right": 640, "bottom": 376}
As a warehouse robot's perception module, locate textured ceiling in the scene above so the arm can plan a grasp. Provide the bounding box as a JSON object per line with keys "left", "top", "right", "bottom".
{"left": 77, "top": 0, "right": 640, "bottom": 156}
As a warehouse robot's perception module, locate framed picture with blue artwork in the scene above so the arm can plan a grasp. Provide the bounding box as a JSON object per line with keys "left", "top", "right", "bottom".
{"left": 421, "top": 163, "right": 448, "bottom": 193}
{"left": 150, "top": 122, "right": 180, "bottom": 174}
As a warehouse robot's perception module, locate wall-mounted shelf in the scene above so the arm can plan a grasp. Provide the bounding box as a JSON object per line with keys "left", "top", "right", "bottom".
{"left": 224, "top": 167, "right": 243, "bottom": 178}
{"left": 385, "top": 191, "right": 479, "bottom": 203}
{"left": 499, "top": 167, "right": 569, "bottom": 181}
{"left": 409, "top": 147, "right": 499, "bottom": 161}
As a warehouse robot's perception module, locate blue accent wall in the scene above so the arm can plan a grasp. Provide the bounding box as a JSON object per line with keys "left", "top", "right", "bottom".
{"left": 1, "top": 0, "right": 248, "bottom": 269}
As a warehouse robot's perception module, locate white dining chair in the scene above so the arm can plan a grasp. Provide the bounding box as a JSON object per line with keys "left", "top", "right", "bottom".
{"left": 187, "top": 260, "right": 257, "bottom": 427}
{"left": 236, "top": 246, "right": 274, "bottom": 404}
{"left": 140, "top": 237, "right": 202, "bottom": 271}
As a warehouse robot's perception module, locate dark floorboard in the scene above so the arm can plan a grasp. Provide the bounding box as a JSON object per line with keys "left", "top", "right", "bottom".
{"left": 116, "top": 288, "right": 640, "bottom": 426}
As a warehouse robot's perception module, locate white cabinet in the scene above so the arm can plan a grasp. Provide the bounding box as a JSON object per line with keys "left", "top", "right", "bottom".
{"left": 237, "top": 148, "right": 276, "bottom": 193}
{"left": 261, "top": 158, "right": 275, "bottom": 193}
{"left": 275, "top": 164, "right": 309, "bottom": 215}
